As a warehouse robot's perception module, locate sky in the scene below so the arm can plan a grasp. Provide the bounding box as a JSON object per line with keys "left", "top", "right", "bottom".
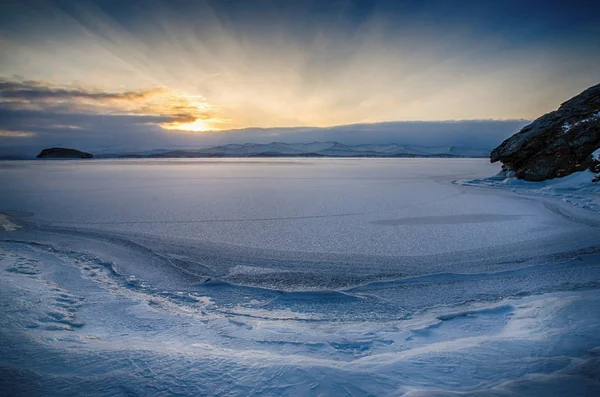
{"left": 1, "top": 0, "right": 599, "bottom": 155}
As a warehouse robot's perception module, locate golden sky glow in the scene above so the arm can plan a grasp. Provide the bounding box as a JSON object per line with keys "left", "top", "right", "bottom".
{"left": 1, "top": 0, "right": 599, "bottom": 147}
{"left": 1, "top": 1, "right": 598, "bottom": 135}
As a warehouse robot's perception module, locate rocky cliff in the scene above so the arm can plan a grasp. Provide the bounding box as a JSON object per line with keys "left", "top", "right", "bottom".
{"left": 36, "top": 148, "right": 93, "bottom": 159}
{"left": 490, "top": 83, "right": 600, "bottom": 181}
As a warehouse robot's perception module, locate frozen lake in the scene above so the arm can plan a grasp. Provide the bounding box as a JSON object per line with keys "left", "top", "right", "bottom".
{"left": 1, "top": 158, "right": 600, "bottom": 396}
{"left": 0, "top": 158, "right": 581, "bottom": 256}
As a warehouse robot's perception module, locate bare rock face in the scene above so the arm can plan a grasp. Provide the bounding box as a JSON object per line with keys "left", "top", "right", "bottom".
{"left": 36, "top": 147, "right": 93, "bottom": 159}
{"left": 490, "top": 83, "right": 600, "bottom": 181}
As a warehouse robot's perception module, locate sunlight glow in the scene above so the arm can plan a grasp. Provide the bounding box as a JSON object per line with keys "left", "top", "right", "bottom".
{"left": 161, "top": 118, "right": 218, "bottom": 132}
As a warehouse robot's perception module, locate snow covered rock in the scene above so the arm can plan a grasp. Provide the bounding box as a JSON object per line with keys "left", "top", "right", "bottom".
{"left": 490, "top": 83, "right": 600, "bottom": 181}
{"left": 592, "top": 148, "right": 600, "bottom": 182}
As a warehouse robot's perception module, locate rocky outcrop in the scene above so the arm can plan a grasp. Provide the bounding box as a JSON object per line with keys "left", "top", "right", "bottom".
{"left": 36, "top": 147, "right": 93, "bottom": 159}
{"left": 490, "top": 83, "right": 600, "bottom": 181}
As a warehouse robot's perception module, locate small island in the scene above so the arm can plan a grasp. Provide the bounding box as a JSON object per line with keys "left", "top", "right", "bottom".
{"left": 36, "top": 147, "right": 94, "bottom": 159}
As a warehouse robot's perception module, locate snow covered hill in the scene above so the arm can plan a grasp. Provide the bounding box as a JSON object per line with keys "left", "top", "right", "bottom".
{"left": 113, "top": 142, "right": 490, "bottom": 158}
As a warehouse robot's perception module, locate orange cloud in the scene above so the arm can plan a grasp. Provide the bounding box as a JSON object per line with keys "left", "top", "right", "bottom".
{"left": 0, "top": 77, "right": 229, "bottom": 131}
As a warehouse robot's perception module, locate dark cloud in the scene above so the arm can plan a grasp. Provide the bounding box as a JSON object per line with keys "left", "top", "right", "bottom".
{"left": 0, "top": 107, "right": 173, "bottom": 128}
{"left": 204, "top": 120, "right": 529, "bottom": 149}
{"left": 0, "top": 77, "right": 184, "bottom": 156}
{"left": 0, "top": 78, "right": 161, "bottom": 101}
{"left": 0, "top": 77, "right": 211, "bottom": 136}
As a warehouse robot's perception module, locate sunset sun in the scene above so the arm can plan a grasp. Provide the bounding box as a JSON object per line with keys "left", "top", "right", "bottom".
{"left": 162, "top": 118, "right": 216, "bottom": 132}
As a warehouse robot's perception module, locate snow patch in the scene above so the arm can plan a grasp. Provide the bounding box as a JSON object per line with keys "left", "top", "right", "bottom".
{"left": 459, "top": 170, "right": 600, "bottom": 211}
{"left": 561, "top": 111, "right": 600, "bottom": 133}
{"left": 228, "top": 265, "right": 286, "bottom": 276}
{"left": 0, "top": 213, "right": 20, "bottom": 231}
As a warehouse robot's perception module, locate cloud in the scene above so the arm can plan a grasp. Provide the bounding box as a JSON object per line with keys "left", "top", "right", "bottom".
{"left": 200, "top": 120, "right": 530, "bottom": 149}
{"left": 0, "top": 79, "right": 162, "bottom": 101}
{"left": 0, "top": 129, "right": 36, "bottom": 138}
{"left": 0, "top": 77, "right": 220, "bottom": 128}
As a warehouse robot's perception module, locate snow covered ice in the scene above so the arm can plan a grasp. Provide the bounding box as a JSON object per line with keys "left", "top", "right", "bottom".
{"left": 1, "top": 158, "right": 600, "bottom": 396}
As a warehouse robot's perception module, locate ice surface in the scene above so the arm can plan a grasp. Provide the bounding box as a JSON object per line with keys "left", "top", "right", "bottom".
{"left": 1, "top": 158, "right": 600, "bottom": 396}
{"left": 0, "top": 159, "right": 587, "bottom": 257}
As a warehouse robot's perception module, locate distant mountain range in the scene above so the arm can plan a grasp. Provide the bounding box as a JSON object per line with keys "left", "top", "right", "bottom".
{"left": 101, "top": 142, "right": 490, "bottom": 158}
